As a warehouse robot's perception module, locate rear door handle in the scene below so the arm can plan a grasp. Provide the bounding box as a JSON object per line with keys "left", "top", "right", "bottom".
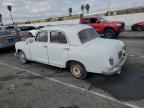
{"left": 43, "top": 46, "right": 47, "bottom": 48}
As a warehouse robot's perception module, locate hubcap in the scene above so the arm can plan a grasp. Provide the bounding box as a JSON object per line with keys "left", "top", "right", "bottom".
{"left": 71, "top": 65, "right": 82, "bottom": 77}
{"left": 106, "top": 32, "right": 113, "bottom": 38}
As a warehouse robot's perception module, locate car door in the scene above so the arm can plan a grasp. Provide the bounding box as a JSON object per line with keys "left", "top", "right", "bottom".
{"left": 48, "top": 31, "right": 69, "bottom": 67}
{"left": 29, "top": 31, "right": 49, "bottom": 63}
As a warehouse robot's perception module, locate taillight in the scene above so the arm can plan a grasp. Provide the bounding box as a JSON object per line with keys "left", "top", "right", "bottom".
{"left": 118, "top": 51, "right": 122, "bottom": 59}
{"left": 109, "top": 57, "right": 114, "bottom": 65}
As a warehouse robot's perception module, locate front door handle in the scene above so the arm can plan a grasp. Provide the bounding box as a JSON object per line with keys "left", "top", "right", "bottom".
{"left": 63, "top": 48, "right": 69, "bottom": 51}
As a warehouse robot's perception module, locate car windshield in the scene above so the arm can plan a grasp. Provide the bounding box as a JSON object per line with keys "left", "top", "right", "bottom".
{"left": 35, "top": 26, "right": 44, "bottom": 30}
{"left": 0, "top": 31, "right": 11, "bottom": 36}
{"left": 100, "top": 17, "right": 108, "bottom": 22}
{"left": 78, "top": 28, "right": 99, "bottom": 44}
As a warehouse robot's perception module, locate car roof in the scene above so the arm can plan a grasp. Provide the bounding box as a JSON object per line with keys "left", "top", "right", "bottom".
{"left": 41, "top": 24, "right": 92, "bottom": 46}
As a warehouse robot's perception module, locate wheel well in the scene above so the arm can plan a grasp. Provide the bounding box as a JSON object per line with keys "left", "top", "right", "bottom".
{"left": 104, "top": 27, "right": 114, "bottom": 32}
{"left": 66, "top": 60, "right": 85, "bottom": 68}
{"left": 136, "top": 25, "right": 143, "bottom": 28}
{"left": 17, "top": 49, "right": 23, "bottom": 54}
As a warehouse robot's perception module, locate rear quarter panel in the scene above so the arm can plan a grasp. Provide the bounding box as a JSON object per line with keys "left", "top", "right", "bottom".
{"left": 67, "top": 46, "right": 111, "bottom": 73}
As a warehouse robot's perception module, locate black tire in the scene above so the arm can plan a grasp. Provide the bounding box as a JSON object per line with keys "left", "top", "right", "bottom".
{"left": 136, "top": 25, "right": 142, "bottom": 32}
{"left": 69, "top": 62, "right": 87, "bottom": 79}
{"left": 28, "top": 33, "right": 33, "bottom": 37}
{"left": 104, "top": 29, "right": 115, "bottom": 39}
{"left": 115, "top": 32, "right": 120, "bottom": 38}
{"left": 18, "top": 51, "right": 28, "bottom": 64}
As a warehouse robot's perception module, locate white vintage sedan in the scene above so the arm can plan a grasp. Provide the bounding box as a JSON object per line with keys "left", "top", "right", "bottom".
{"left": 15, "top": 24, "right": 128, "bottom": 79}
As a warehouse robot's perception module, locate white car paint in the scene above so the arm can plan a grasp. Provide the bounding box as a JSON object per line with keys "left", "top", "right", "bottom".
{"left": 15, "top": 24, "right": 128, "bottom": 75}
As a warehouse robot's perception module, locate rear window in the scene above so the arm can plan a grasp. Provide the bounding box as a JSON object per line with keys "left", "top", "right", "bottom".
{"left": 78, "top": 28, "right": 99, "bottom": 44}
{"left": 0, "top": 31, "right": 11, "bottom": 36}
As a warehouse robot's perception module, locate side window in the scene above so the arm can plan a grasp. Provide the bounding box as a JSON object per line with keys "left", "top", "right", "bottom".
{"left": 81, "top": 18, "right": 90, "bottom": 24}
{"left": 50, "top": 31, "right": 67, "bottom": 44}
{"left": 35, "top": 31, "right": 48, "bottom": 42}
{"left": 90, "top": 18, "right": 97, "bottom": 23}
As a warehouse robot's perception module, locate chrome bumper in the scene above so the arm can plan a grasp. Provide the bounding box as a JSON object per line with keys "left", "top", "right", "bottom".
{"left": 102, "top": 53, "right": 128, "bottom": 75}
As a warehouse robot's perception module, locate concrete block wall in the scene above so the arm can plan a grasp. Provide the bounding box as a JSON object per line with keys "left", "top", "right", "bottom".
{"left": 20, "top": 13, "right": 144, "bottom": 30}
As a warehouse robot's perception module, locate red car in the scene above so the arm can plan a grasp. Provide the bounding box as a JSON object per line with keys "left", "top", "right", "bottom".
{"left": 80, "top": 16, "right": 125, "bottom": 38}
{"left": 131, "top": 21, "right": 144, "bottom": 31}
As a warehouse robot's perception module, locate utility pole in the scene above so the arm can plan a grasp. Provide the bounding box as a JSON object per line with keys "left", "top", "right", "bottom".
{"left": 0, "top": 14, "right": 2, "bottom": 26}
{"left": 106, "top": 0, "right": 111, "bottom": 16}
{"left": 7, "top": 5, "right": 14, "bottom": 24}
{"left": 108, "top": 1, "right": 110, "bottom": 12}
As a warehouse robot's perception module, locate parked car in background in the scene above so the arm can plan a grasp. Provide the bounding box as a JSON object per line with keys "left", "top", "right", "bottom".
{"left": 19, "top": 26, "right": 36, "bottom": 31}
{"left": 0, "top": 30, "right": 18, "bottom": 49}
{"left": 0, "top": 25, "right": 15, "bottom": 31}
{"left": 28, "top": 25, "right": 51, "bottom": 37}
{"left": 15, "top": 24, "right": 128, "bottom": 79}
{"left": 28, "top": 26, "right": 45, "bottom": 37}
{"left": 131, "top": 21, "right": 144, "bottom": 31}
{"left": 80, "top": 16, "right": 125, "bottom": 38}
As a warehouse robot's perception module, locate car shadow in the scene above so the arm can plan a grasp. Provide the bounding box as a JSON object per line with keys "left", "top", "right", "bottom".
{"left": 0, "top": 47, "right": 15, "bottom": 54}
{"left": 85, "top": 61, "right": 144, "bottom": 102}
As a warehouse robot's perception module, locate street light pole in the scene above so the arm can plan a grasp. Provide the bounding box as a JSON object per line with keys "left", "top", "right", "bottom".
{"left": 7, "top": 5, "right": 14, "bottom": 24}
{"left": 108, "top": 0, "right": 110, "bottom": 12}
{"left": 9, "top": 11, "right": 14, "bottom": 24}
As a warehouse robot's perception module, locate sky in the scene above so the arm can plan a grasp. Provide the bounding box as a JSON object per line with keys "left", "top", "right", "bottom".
{"left": 0, "top": 0, "right": 144, "bottom": 24}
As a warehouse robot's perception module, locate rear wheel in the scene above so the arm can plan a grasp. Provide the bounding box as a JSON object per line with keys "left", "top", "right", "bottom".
{"left": 104, "top": 29, "right": 115, "bottom": 39}
{"left": 18, "top": 51, "right": 28, "bottom": 64}
{"left": 69, "top": 62, "right": 87, "bottom": 79}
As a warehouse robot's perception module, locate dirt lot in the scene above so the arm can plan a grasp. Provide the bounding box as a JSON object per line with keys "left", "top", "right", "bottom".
{"left": 0, "top": 31, "right": 144, "bottom": 108}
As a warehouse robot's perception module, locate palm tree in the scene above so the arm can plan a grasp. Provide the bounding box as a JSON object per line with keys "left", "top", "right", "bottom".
{"left": 86, "top": 4, "right": 90, "bottom": 14}
{"left": 81, "top": 5, "right": 85, "bottom": 14}
{"left": 7, "top": 5, "right": 14, "bottom": 24}
{"left": 69, "top": 8, "right": 72, "bottom": 16}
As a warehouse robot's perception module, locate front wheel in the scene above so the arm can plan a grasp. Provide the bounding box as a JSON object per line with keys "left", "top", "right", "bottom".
{"left": 18, "top": 51, "right": 28, "bottom": 64}
{"left": 70, "top": 62, "right": 87, "bottom": 79}
{"left": 104, "top": 29, "right": 115, "bottom": 39}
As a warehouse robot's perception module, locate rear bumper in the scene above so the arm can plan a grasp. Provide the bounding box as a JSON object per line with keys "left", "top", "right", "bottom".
{"left": 102, "top": 53, "right": 128, "bottom": 75}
